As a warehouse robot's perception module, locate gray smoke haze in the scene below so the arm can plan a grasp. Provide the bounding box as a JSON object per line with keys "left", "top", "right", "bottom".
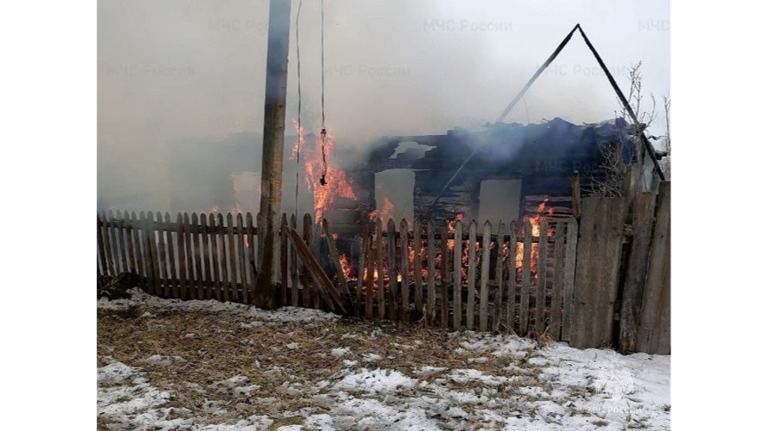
{"left": 98, "top": 0, "right": 669, "bottom": 213}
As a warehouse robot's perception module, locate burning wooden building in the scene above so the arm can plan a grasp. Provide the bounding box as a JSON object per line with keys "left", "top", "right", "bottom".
{"left": 333, "top": 116, "right": 660, "bottom": 234}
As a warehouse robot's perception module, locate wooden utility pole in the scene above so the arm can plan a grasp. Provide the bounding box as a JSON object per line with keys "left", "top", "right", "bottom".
{"left": 256, "top": 0, "right": 291, "bottom": 309}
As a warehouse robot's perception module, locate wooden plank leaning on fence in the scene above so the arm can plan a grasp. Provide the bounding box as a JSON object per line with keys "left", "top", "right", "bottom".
{"left": 102, "top": 211, "right": 115, "bottom": 277}
{"left": 116, "top": 212, "right": 129, "bottom": 275}
{"left": 148, "top": 212, "right": 161, "bottom": 295}
{"left": 107, "top": 211, "right": 120, "bottom": 274}
{"left": 286, "top": 228, "right": 347, "bottom": 314}
{"left": 319, "top": 219, "right": 344, "bottom": 300}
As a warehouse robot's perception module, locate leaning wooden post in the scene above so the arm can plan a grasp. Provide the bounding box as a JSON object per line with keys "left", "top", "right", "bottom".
{"left": 256, "top": 0, "right": 292, "bottom": 310}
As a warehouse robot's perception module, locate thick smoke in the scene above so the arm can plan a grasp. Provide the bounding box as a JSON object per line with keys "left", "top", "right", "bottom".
{"left": 98, "top": 0, "right": 669, "bottom": 214}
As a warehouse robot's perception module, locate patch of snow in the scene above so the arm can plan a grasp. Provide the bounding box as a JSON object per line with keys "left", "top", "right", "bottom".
{"left": 335, "top": 369, "right": 416, "bottom": 394}
{"left": 331, "top": 347, "right": 350, "bottom": 357}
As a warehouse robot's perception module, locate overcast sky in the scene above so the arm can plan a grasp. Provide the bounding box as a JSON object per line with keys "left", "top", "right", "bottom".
{"left": 98, "top": 0, "right": 669, "bottom": 211}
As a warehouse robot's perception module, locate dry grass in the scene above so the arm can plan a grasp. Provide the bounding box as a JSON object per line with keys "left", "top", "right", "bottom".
{"left": 98, "top": 305, "right": 549, "bottom": 427}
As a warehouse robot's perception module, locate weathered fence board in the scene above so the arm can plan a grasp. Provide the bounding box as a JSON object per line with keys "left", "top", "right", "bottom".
{"left": 290, "top": 214, "right": 299, "bottom": 307}
{"left": 452, "top": 221, "right": 463, "bottom": 330}
{"left": 479, "top": 221, "right": 491, "bottom": 332}
{"left": 426, "top": 220, "right": 436, "bottom": 326}
{"left": 400, "top": 219, "right": 410, "bottom": 323}
{"left": 440, "top": 223, "right": 450, "bottom": 329}
{"left": 376, "top": 219, "right": 386, "bottom": 320}
{"left": 618, "top": 191, "right": 658, "bottom": 354}
{"left": 413, "top": 220, "right": 423, "bottom": 314}
{"left": 520, "top": 221, "right": 533, "bottom": 336}
{"left": 506, "top": 221, "right": 517, "bottom": 331}
{"left": 571, "top": 198, "right": 628, "bottom": 349}
{"left": 637, "top": 182, "right": 671, "bottom": 354}
{"left": 466, "top": 221, "right": 477, "bottom": 330}
{"left": 493, "top": 221, "right": 505, "bottom": 331}
{"left": 535, "top": 219, "right": 549, "bottom": 335}
{"left": 388, "top": 219, "right": 398, "bottom": 322}
{"left": 551, "top": 222, "right": 566, "bottom": 339}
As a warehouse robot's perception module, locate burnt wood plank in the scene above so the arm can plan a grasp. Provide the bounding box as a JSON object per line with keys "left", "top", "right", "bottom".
{"left": 365, "top": 246, "right": 375, "bottom": 320}
{"left": 325, "top": 218, "right": 350, "bottom": 299}
{"left": 148, "top": 212, "right": 161, "bottom": 295}
{"left": 156, "top": 212, "right": 169, "bottom": 297}
{"left": 102, "top": 211, "right": 115, "bottom": 276}
{"left": 357, "top": 222, "right": 369, "bottom": 317}
{"left": 125, "top": 211, "right": 137, "bottom": 275}
{"left": 217, "top": 213, "right": 230, "bottom": 302}
{"left": 227, "top": 213, "right": 238, "bottom": 302}
{"left": 191, "top": 213, "right": 204, "bottom": 299}
{"left": 200, "top": 214, "right": 211, "bottom": 299}
{"left": 165, "top": 213, "right": 178, "bottom": 297}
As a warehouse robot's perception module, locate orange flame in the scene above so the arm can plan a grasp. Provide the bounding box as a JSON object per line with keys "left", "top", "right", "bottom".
{"left": 299, "top": 127, "right": 356, "bottom": 222}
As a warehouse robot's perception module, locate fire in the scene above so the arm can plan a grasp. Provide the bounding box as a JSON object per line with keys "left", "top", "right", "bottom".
{"left": 299, "top": 127, "right": 356, "bottom": 222}
{"left": 290, "top": 119, "right": 305, "bottom": 162}
{"left": 291, "top": 120, "right": 355, "bottom": 222}
{"left": 369, "top": 197, "right": 394, "bottom": 221}
{"left": 338, "top": 253, "right": 351, "bottom": 279}
{"left": 515, "top": 197, "right": 552, "bottom": 273}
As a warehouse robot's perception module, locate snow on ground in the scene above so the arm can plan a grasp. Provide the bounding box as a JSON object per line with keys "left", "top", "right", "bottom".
{"left": 97, "top": 289, "right": 670, "bottom": 430}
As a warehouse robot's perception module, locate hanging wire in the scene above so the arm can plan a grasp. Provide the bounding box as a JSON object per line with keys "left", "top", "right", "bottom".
{"left": 294, "top": 0, "right": 303, "bottom": 219}
{"left": 319, "top": 0, "right": 328, "bottom": 186}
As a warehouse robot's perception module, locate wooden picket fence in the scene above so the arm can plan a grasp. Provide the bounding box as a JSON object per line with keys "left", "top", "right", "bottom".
{"left": 97, "top": 210, "right": 578, "bottom": 340}
{"left": 348, "top": 218, "right": 579, "bottom": 340}
{"left": 97, "top": 211, "right": 259, "bottom": 302}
